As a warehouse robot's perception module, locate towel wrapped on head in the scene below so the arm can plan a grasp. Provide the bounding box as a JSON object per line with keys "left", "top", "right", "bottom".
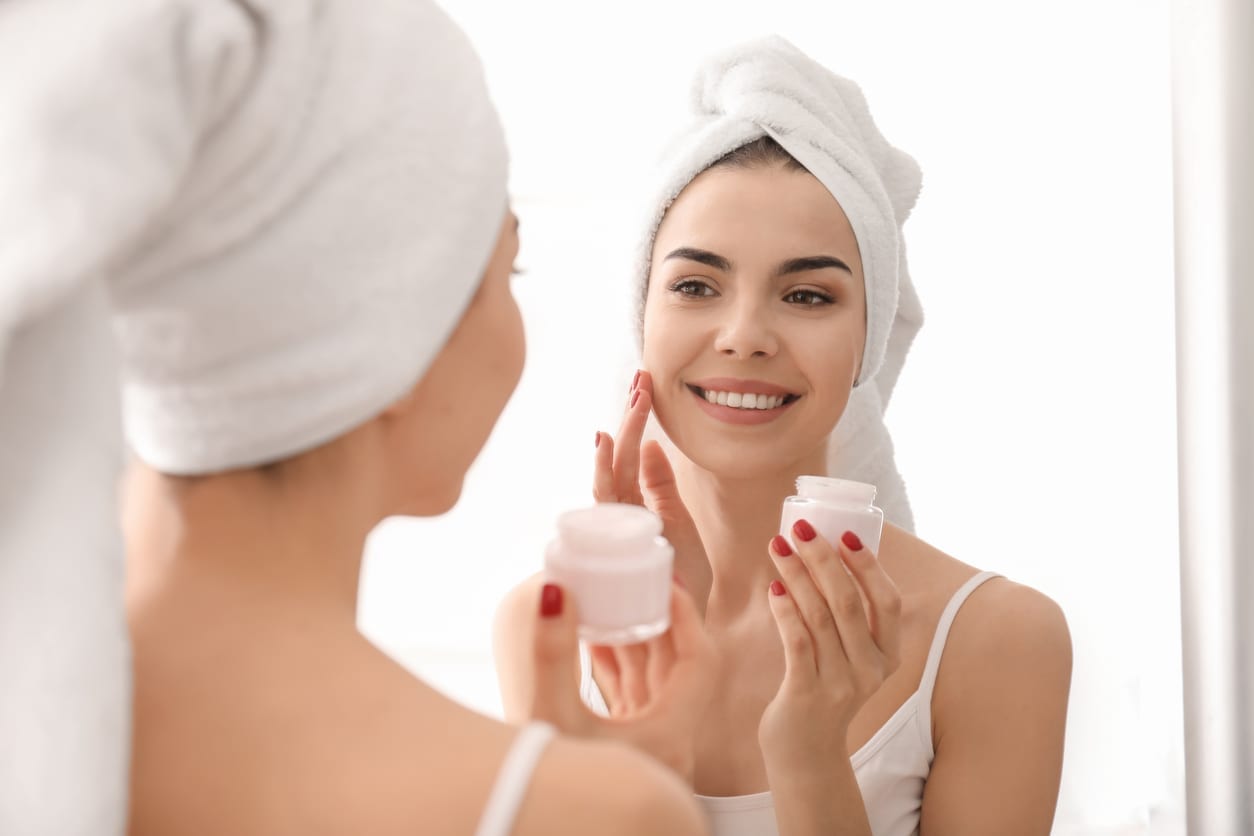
{"left": 634, "top": 36, "right": 924, "bottom": 530}
{"left": 12, "top": 0, "right": 512, "bottom": 476}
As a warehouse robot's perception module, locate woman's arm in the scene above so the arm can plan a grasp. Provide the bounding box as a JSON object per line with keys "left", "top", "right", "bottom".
{"left": 919, "top": 583, "right": 1072, "bottom": 835}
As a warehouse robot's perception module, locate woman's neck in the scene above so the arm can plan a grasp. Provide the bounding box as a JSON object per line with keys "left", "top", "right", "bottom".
{"left": 123, "top": 442, "right": 385, "bottom": 625}
{"left": 672, "top": 447, "right": 828, "bottom": 619}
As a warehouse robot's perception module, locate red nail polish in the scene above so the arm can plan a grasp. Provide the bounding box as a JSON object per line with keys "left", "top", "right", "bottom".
{"left": 841, "top": 530, "right": 863, "bottom": 551}
{"left": 630, "top": 389, "right": 641, "bottom": 408}
{"left": 770, "top": 580, "right": 786, "bottom": 596}
{"left": 770, "top": 535, "right": 793, "bottom": 556}
{"left": 631, "top": 370, "right": 641, "bottom": 391}
{"left": 792, "top": 519, "right": 816, "bottom": 542}
{"left": 594, "top": 431, "right": 601, "bottom": 448}
{"left": 540, "top": 583, "right": 563, "bottom": 617}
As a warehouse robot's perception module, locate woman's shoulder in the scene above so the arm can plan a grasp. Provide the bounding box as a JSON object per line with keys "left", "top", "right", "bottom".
{"left": 883, "top": 528, "right": 1073, "bottom": 743}
{"left": 880, "top": 523, "right": 1071, "bottom": 688}
{"left": 513, "top": 736, "right": 708, "bottom": 836}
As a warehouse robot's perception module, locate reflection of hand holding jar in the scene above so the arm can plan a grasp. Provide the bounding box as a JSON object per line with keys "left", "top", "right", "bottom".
{"left": 779, "top": 476, "right": 884, "bottom": 555}
{"left": 544, "top": 503, "right": 674, "bottom": 645}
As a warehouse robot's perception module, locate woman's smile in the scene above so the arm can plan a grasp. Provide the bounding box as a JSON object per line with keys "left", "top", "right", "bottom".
{"left": 685, "top": 377, "right": 801, "bottom": 426}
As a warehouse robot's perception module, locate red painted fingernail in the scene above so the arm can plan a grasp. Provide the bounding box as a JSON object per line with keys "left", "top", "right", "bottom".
{"left": 792, "top": 519, "right": 816, "bottom": 542}
{"left": 594, "top": 431, "right": 601, "bottom": 448}
{"left": 540, "top": 583, "right": 563, "bottom": 617}
{"left": 770, "top": 580, "right": 786, "bottom": 596}
{"left": 842, "top": 531, "right": 863, "bottom": 551}
{"left": 630, "top": 389, "right": 641, "bottom": 408}
{"left": 631, "top": 370, "right": 641, "bottom": 391}
{"left": 770, "top": 535, "right": 793, "bottom": 556}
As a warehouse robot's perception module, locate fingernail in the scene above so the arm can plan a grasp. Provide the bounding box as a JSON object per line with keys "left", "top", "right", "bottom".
{"left": 540, "top": 583, "right": 563, "bottom": 618}
{"left": 770, "top": 580, "right": 786, "bottom": 596}
{"left": 630, "top": 389, "right": 641, "bottom": 408}
{"left": 841, "top": 530, "right": 863, "bottom": 551}
{"left": 673, "top": 572, "right": 687, "bottom": 590}
{"left": 594, "top": 431, "right": 601, "bottom": 448}
{"left": 770, "top": 535, "right": 793, "bottom": 556}
{"left": 792, "top": 519, "right": 816, "bottom": 542}
{"left": 631, "top": 370, "right": 641, "bottom": 392}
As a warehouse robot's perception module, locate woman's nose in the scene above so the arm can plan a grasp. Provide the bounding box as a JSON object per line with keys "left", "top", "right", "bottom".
{"left": 712, "top": 299, "right": 778, "bottom": 359}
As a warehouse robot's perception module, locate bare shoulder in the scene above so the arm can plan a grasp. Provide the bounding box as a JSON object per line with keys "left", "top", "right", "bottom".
{"left": 515, "top": 736, "right": 708, "bottom": 836}
{"left": 933, "top": 575, "right": 1073, "bottom": 745}
{"left": 951, "top": 577, "right": 1072, "bottom": 669}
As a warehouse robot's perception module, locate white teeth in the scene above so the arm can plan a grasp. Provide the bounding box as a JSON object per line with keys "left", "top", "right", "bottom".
{"left": 700, "top": 389, "right": 788, "bottom": 410}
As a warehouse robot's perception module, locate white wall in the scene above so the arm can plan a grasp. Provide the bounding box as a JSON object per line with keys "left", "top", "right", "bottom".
{"left": 358, "top": 1, "right": 1184, "bottom": 832}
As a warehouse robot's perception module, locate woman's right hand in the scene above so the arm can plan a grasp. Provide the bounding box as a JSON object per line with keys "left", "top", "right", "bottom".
{"left": 528, "top": 579, "right": 716, "bottom": 784}
{"left": 593, "top": 370, "right": 712, "bottom": 614}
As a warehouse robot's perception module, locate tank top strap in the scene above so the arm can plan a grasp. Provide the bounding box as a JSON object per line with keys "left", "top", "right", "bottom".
{"left": 473, "top": 722, "right": 557, "bottom": 836}
{"left": 915, "top": 571, "right": 1002, "bottom": 752}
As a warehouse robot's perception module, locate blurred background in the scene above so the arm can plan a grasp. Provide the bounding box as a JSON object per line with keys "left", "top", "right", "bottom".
{"left": 357, "top": 1, "right": 1183, "bottom": 832}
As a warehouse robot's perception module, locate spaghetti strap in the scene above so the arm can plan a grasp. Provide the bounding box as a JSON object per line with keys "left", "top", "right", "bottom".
{"left": 915, "top": 571, "right": 1001, "bottom": 753}
{"left": 473, "top": 722, "right": 557, "bottom": 836}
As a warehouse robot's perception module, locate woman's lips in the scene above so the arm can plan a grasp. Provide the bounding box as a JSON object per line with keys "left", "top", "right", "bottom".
{"left": 686, "top": 384, "right": 798, "bottom": 426}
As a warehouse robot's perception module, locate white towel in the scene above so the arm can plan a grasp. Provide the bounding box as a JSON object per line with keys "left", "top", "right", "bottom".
{"left": 0, "top": 0, "right": 508, "bottom": 476}
{"left": 633, "top": 37, "right": 922, "bottom": 529}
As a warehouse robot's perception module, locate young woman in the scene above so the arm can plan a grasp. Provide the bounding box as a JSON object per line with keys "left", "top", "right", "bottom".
{"left": 496, "top": 38, "right": 1072, "bottom": 836}
{"left": 31, "top": 1, "right": 715, "bottom": 833}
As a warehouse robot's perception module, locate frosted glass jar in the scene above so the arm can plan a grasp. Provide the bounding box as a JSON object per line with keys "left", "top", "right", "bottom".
{"left": 779, "top": 476, "right": 884, "bottom": 554}
{"left": 544, "top": 503, "right": 674, "bottom": 645}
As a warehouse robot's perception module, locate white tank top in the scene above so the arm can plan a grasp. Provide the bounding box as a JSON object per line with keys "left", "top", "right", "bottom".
{"left": 580, "top": 571, "right": 1001, "bottom": 836}
{"left": 474, "top": 722, "right": 556, "bottom": 836}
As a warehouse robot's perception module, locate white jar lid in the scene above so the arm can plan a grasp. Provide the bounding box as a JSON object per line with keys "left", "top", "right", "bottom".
{"left": 555, "top": 503, "right": 664, "bottom": 555}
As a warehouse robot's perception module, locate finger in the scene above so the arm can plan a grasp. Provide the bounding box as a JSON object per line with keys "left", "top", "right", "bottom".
{"left": 593, "top": 431, "right": 616, "bottom": 502}
{"left": 837, "top": 532, "right": 902, "bottom": 672}
{"left": 612, "top": 374, "right": 651, "bottom": 505}
{"left": 614, "top": 642, "right": 651, "bottom": 712}
{"left": 644, "top": 629, "right": 677, "bottom": 697}
{"left": 588, "top": 644, "right": 625, "bottom": 716}
{"left": 639, "top": 440, "right": 696, "bottom": 534}
{"left": 787, "top": 521, "right": 882, "bottom": 678}
{"left": 764, "top": 578, "right": 819, "bottom": 685}
{"left": 768, "top": 533, "right": 847, "bottom": 678}
{"left": 530, "top": 582, "right": 588, "bottom": 730}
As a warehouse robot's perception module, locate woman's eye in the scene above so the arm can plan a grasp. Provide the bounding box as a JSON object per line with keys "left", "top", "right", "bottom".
{"left": 784, "top": 288, "right": 835, "bottom": 306}
{"left": 670, "top": 279, "right": 716, "bottom": 298}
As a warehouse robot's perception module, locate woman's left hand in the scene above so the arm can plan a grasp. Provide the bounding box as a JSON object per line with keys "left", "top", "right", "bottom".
{"left": 757, "top": 522, "right": 902, "bottom": 774}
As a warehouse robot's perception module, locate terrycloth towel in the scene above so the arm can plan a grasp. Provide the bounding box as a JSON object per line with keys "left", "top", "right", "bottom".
{"left": 634, "top": 36, "right": 922, "bottom": 529}
{"left": 1, "top": 0, "right": 509, "bottom": 476}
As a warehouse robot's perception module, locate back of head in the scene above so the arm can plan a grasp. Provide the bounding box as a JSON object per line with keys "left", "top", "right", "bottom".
{"left": 107, "top": 0, "right": 510, "bottom": 476}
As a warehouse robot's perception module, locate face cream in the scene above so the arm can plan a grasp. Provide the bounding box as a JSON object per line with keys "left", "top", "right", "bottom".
{"left": 544, "top": 503, "right": 674, "bottom": 645}
{"left": 780, "top": 476, "right": 884, "bottom": 554}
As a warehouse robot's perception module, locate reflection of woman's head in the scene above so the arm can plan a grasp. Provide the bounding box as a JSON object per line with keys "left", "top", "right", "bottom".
{"left": 109, "top": 1, "right": 519, "bottom": 514}
{"left": 642, "top": 138, "right": 866, "bottom": 478}
{"left": 631, "top": 37, "right": 922, "bottom": 497}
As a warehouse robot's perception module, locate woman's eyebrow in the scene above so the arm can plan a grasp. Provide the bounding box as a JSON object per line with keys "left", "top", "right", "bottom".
{"left": 776, "top": 255, "right": 853, "bottom": 277}
{"left": 663, "top": 247, "right": 732, "bottom": 272}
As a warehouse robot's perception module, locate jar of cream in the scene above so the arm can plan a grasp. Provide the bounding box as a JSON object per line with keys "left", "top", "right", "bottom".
{"left": 544, "top": 503, "right": 674, "bottom": 645}
{"left": 780, "top": 476, "right": 884, "bottom": 554}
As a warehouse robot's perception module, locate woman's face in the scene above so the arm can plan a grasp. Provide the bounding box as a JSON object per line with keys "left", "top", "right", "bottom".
{"left": 389, "top": 211, "right": 525, "bottom": 514}
{"left": 642, "top": 164, "right": 866, "bottom": 479}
